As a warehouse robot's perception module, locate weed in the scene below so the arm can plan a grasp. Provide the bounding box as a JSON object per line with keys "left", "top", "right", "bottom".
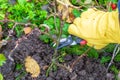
{"left": 0, "top": 73, "right": 3, "bottom": 80}
{"left": 0, "top": 54, "right": 6, "bottom": 67}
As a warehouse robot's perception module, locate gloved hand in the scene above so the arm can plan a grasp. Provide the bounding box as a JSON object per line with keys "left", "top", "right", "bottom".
{"left": 68, "top": 8, "right": 120, "bottom": 49}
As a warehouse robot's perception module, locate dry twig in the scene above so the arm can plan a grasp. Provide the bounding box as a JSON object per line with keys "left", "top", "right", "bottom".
{"left": 56, "top": 0, "right": 82, "bottom": 9}
{"left": 55, "top": 63, "right": 72, "bottom": 72}
{"left": 71, "top": 46, "right": 93, "bottom": 69}
{"left": 107, "top": 44, "right": 120, "bottom": 72}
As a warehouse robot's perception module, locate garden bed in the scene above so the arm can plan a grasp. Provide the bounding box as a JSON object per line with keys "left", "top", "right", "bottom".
{"left": 0, "top": 28, "right": 114, "bottom": 80}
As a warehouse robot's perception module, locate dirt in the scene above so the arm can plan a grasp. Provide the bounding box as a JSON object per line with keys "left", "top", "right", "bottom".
{"left": 0, "top": 28, "right": 115, "bottom": 80}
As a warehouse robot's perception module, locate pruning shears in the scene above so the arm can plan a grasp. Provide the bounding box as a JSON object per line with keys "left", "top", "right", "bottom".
{"left": 55, "top": 35, "right": 87, "bottom": 49}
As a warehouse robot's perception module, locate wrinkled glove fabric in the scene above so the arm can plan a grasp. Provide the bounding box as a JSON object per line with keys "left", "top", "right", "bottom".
{"left": 68, "top": 8, "right": 120, "bottom": 49}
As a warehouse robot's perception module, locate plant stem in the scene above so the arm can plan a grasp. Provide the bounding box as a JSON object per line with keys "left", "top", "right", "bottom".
{"left": 107, "top": 44, "right": 120, "bottom": 72}
{"left": 45, "top": 13, "right": 63, "bottom": 77}
{"left": 46, "top": 62, "right": 54, "bottom": 76}
{"left": 46, "top": 0, "right": 63, "bottom": 76}
{"left": 53, "top": 0, "right": 59, "bottom": 33}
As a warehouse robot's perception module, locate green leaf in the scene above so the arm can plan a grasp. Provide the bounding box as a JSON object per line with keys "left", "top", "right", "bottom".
{"left": 52, "top": 64, "right": 57, "bottom": 71}
{"left": 72, "top": 9, "right": 81, "bottom": 17}
{"left": 58, "top": 57, "right": 65, "bottom": 62}
{"left": 28, "top": 11, "right": 35, "bottom": 19}
{"left": 104, "top": 44, "right": 115, "bottom": 53}
{"left": 111, "top": 0, "right": 117, "bottom": 3}
{"left": 65, "top": 45, "right": 85, "bottom": 55}
{"left": 114, "top": 53, "right": 120, "bottom": 62}
{"left": 0, "top": 54, "right": 6, "bottom": 67}
{"left": 15, "top": 72, "right": 26, "bottom": 80}
{"left": 44, "top": 17, "right": 54, "bottom": 29}
{"left": 16, "top": 63, "right": 23, "bottom": 70}
{"left": 110, "top": 65, "right": 119, "bottom": 74}
{"left": 0, "top": 13, "right": 4, "bottom": 20}
{"left": 0, "top": 2, "right": 8, "bottom": 9}
{"left": 0, "top": 73, "right": 3, "bottom": 80}
{"left": 39, "top": 35, "right": 50, "bottom": 43}
{"left": 71, "top": 0, "right": 78, "bottom": 5}
{"left": 98, "top": 0, "right": 104, "bottom": 4}
{"left": 14, "top": 26, "right": 23, "bottom": 37}
{"left": 87, "top": 47, "right": 99, "bottom": 59}
{"left": 18, "top": 0, "right": 26, "bottom": 5}
{"left": 56, "top": 18, "right": 60, "bottom": 28}
{"left": 100, "top": 56, "right": 111, "bottom": 64}
{"left": 49, "top": 30, "right": 56, "bottom": 35}
{"left": 62, "top": 23, "right": 69, "bottom": 34}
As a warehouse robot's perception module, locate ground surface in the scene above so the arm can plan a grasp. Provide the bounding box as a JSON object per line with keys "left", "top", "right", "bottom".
{"left": 0, "top": 28, "right": 115, "bottom": 80}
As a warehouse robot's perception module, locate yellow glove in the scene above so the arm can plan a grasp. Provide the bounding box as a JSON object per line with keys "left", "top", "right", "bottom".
{"left": 68, "top": 8, "right": 120, "bottom": 49}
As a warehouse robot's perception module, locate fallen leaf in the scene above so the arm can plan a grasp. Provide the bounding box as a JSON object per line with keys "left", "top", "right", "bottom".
{"left": 66, "top": 13, "right": 75, "bottom": 23}
{"left": 57, "top": 0, "right": 75, "bottom": 23}
{"left": 0, "top": 25, "right": 2, "bottom": 39}
{"left": 0, "top": 25, "right": 3, "bottom": 48}
{"left": 25, "top": 56, "right": 40, "bottom": 77}
{"left": 43, "top": 65, "right": 49, "bottom": 70}
{"left": 23, "top": 27, "right": 32, "bottom": 34}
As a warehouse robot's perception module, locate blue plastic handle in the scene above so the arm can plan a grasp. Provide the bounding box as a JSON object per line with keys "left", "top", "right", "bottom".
{"left": 118, "top": 0, "right": 120, "bottom": 23}
{"left": 118, "top": 0, "right": 120, "bottom": 13}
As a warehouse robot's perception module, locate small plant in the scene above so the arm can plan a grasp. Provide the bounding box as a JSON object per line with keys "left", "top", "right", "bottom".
{"left": 15, "top": 72, "right": 26, "bottom": 80}
{"left": 0, "top": 54, "right": 5, "bottom": 80}
{"left": 7, "top": 0, "right": 48, "bottom": 23}
{"left": 100, "top": 56, "right": 111, "bottom": 64}
{"left": 0, "top": 73, "right": 3, "bottom": 80}
{"left": 0, "top": 54, "right": 6, "bottom": 67}
{"left": 15, "top": 63, "right": 23, "bottom": 70}
{"left": 110, "top": 65, "right": 119, "bottom": 75}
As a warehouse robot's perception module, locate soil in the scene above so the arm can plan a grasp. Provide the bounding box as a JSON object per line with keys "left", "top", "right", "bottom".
{"left": 0, "top": 28, "right": 115, "bottom": 80}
